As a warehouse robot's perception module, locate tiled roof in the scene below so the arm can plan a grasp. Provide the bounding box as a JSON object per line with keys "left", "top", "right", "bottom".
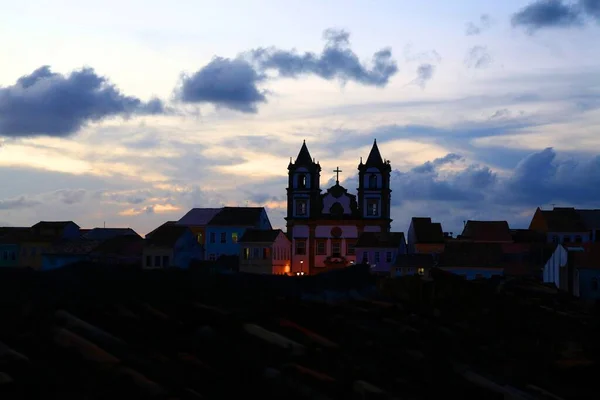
{"left": 461, "top": 220, "right": 513, "bottom": 242}
{"left": 239, "top": 229, "right": 284, "bottom": 243}
{"left": 145, "top": 225, "right": 190, "bottom": 247}
{"left": 82, "top": 228, "right": 140, "bottom": 241}
{"left": 364, "top": 139, "right": 384, "bottom": 166}
{"left": 411, "top": 217, "right": 445, "bottom": 243}
{"left": 145, "top": 221, "right": 177, "bottom": 238}
{"left": 91, "top": 235, "right": 145, "bottom": 256}
{"left": 539, "top": 208, "right": 588, "bottom": 233}
{"left": 355, "top": 232, "right": 405, "bottom": 248}
{"left": 0, "top": 265, "right": 595, "bottom": 398}
{"left": 576, "top": 209, "right": 600, "bottom": 230}
{"left": 440, "top": 242, "right": 505, "bottom": 268}
{"left": 177, "top": 208, "right": 223, "bottom": 226}
{"left": 32, "top": 221, "right": 79, "bottom": 230}
{"left": 208, "top": 207, "right": 266, "bottom": 227}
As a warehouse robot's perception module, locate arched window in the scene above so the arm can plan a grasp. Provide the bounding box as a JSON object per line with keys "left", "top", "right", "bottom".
{"left": 298, "top": 174, "right": 307, "bottom": 188}
{"left": 369, "top": 174, "right": 378, "bottom": 189}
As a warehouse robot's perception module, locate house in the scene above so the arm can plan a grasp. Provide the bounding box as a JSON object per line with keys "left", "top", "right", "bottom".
{"left": 406, "top": 217, "right": 445, "bottom": 254}
{"left": 41, "top": 239, "right": 101, "bottom": 271}
{"left": 89, "top": 235, "right": 145, "bottom": 266}
{"left": 145, "top": 221, "right": 177, "bottom": 239}
{"left": 542, "top": 243, "right": 600, "bottom": 300}
{"left": 529, "top": 207, "right": 592, "bottom": 244}
{"left": 82, "top": 227, "right": 139, "bottom": 241}
{"left": 437, "top": 242, "right": 505, "bottom": 280}
{"left": 392, "top": 253, "right": 436, "bottom": 278}
{"left": 458, "top": 220, "right": 513, "bottom": 243}
{"left": 354, "top": 232, "right": 406, "bottom": 274}
{"left": 32, "top": 221, "right": 80, "bottom": 240}
{"left": 0, "top": 227, "right": 29, "bottom": 268}
{"left": 238, "top": 229, "right": 291, "bottom": 275}
{"left": 176, "top": 208, "right": 222, "bottom": 259}
{"left": 205, "top": 207, "right": 272, "bottom": 260}
{"left": 143, "top": 225, "right": 201, "bottom": 269}
{"left": 575, "top": 209, "right": 600, "bottom": 243}
{"left": 17, "top": 222, "right": 80, "bottom": 270}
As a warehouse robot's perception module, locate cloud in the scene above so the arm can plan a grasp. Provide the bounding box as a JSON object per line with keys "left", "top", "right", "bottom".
{"left": 176, "top": 57, "right": 268, "bottom": 113}
{"left": 580, "top": 0, "right": 600, "bottom": 19}
{"left": 0, "top": 195, "right": 41, "bottom": 210}
{"left": 466, "top": 14, "right": 492, "bottom": 35}
{"left": 0, "top": 66, "right": 166, "bottom": 137}
{"left": 511, "top": 0, "right": 584, "bottom": 32}
{"left": 177, "top": 29, "right": 399, "bottom": 113}
{"left": 464, "top": 46, "right": 492, "bottom": 69}
{"left": 413, "top": 63, "right": 435, "bottom": 88}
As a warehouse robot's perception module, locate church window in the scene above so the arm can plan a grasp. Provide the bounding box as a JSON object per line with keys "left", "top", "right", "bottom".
{"left": 332, "top": 242, "right": 341, "bottom": 257}
{"left": 367, "top": 199, "right": 379, "bottom": 216}
{"left": 243, "top": 248, "right": 250, "bottom": 260}
{"left": 209, "top": 232, "right": 216, "bottom": 244}
{"left": 232, "top": 232, "right": 238, "bottom": 243}
{"left": 374, "top": 252, "right": 380, "bottom": 263}
{"left": 346, "top": 242, "right": 355, "bottom": 255}
{"left": 298, "top": 174, "right": 308, "bottom": 189}
{"left": 386, "top": 251, "right": 393, "bottom": 263}
{"left": 295, "top": 241, "right": 306, "bottom": 255}
{"left": 369, "top": 174, "right": 378, "bottom": 189}
{"left": 263, "top": 247, "right": 271, "bottom": 259}
{"left": 295, "top": 199, "right": 308, "bottom": 216}
{"left": 220, "top": 232, "right": 226, "bottom": 243}
{"left": 316, "top": 241, "right": 326, "bottom": 255}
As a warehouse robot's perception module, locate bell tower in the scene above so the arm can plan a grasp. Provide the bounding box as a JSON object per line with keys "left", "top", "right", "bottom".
{"left": 357, "top": 139, "right": 392, "bottom": 231}
{"left": 286, "top": 140, "right": 322, "bottom": 222}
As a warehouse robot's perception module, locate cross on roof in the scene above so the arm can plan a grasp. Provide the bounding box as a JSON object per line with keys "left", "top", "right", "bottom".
{"left": 333, "top": 167, "right": 342, "bottom": 184}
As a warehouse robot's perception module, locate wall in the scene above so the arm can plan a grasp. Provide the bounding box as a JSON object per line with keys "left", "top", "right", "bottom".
{"left": 313, "top": 225, "right": 358, "bottom": 272}
{"left": 41, "top": 254, "right": 88, "bottom": 271}
{"left": 356, "top": 246, "right": 403, "bottom": 273}
{"left": 0, "top": 244, "right": 19, "bottom": 267}
{"left": 239, "top": 233, "right": 292, "bottom": 275}
{"left": 547, "top": 231, "right": 591, "bottom": 245}
{"left": 19, "top": 241, "right": 52, "bottom": 270}
{"left": 205, "top": 226, "right": 248, "bottom": 259}
{"left": 64, "top": 223, "right": 81, "bottom": 240}
{"left": 414, "top": 243, "right": 445, "bottom": 254}
{"left": 291, "top": 225, "right": 310, "bottom": 274}
{"left": 173, "top": 230, "right": 203, "bottom": 268}
{"left": 542, "top": 245, "right": 568, "bottom": 287}
{"left": 142, "top": 248, "right": 174, "bottom": 269}
{"left": 439, "top": 267, "right": 503, "bottom": 280}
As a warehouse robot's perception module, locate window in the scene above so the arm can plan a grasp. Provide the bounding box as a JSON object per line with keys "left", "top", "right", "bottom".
{"left": 2, "top": 251, "right": 7, "bottom": 260}
{"left": 197, "top": 233, "right": 203, "bottom": 243}
{"left": 263, "top": 247, "right": 271, "bottom": 259}
{"left": 362, "top": 252, "right": 368, "bottom": 263}
{"left": 366, "top": 199, "right": 379, "bottom": 216}
{"left": 369, "top": 174, "right": 378, "bottom": 189}
{"left": 253, "top": 247, "right": 260, "bottom": 259}
{"left": 162, "top": 256, "right": 170, "bottom": 268}
{"left": 592, "top": 278, "right": 599, "bottom": 291}
{"left": 298, "top": 174, "right": 307, "bottom": 189}
{"left": 417, "top": 268, "right": 425, "bottom": 276}
{"left": 295, "top": 199, "right": 308, "bottom": 216}
{"left": 386, "top": 251, "right": 392, "bottom": 263}
{"left": 575, "top": 235, "right": 583, "bottom": 243}
{"left": 374, "top": 252, "right": 380, "bottom": 263}
{"left": 232, "top": 232, "right": 238, "bottom": 243}
{"left": 295, "top": 241, "right": 306, "bottom": 255}
{"left": 243, "top": 248, "right": 250, "bottom": 260}
{"left": 332, "top": 242, "right": 341, "bottom": 257}
{"left": 154, "top": 256, "right": 161, "bottom": 267}
{"left": 551, "top": 235, "right": 559, "bottom": 244}
{"left": 146, "top": 255, "right": 152, "bottom": 267}
{"left": 346, "top": 242, "right": 355, "bottom": 255}
{"left": 209, "top": 232, "right": 216, "bottom": 243}
{"left": 208, "top": 253, "right": 216, "bottom": 261}
{"left": 316, "top": 242, "right": 326, "bottom": 255}
{"left": 219, "top": 232, "right": 226, "bottom": 243}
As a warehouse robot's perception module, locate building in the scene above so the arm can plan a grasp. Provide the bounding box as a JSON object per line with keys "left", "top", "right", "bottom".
{"left": 392, "top": 253, "right": 436, "bottom": 278}
{"left": 176, "top": 207, "right": 222, "bottom": 259}
{"left": 542, "top": 243, "right": 600, "bottom": 300}
{"left": 238, "top": 229, "right": 291, "bottom": 275}
{"left": 0, "top": 227, "right": 29, "bottom": 268}
{"left": 406, "top": 217, "right": 445, "bottom": 254}
{"left": 143, "top": 225, "right": 201, "bottom": 269}
{"left": 437, "top": 242, "right": 505, "bottom": 280}
{"left": 82, "top": 227, "right": 139, "bottom": 241}
{"left": 354, "top": 232, "right": 406, "bottom": 274}
{"left": 458, "top": 220, "right": 513, "bottom": 243}
{"left": 90, "top": 235, "right": 145, "bottom": 266}
{"left": 19, "top": 221, "right": 81, "bottom": 269}
{"left": 41, "top": 240, "right": 101, "bottom": 271}
{"left": 205, "top": 207, "right": 272, "bottom": 260}
{"left": 529, "top": 207, "right": 600, "bottom": 244}
{"left": 286, "top": 139, "right": 392, "bottom": 275}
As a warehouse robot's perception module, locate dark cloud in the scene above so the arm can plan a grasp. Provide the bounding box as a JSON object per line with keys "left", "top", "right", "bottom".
{"left": 580, "top": 0, "right": 600, "bottom": 19}
{"left": 0, "top": 196, "right": 41, "bottom": 210}
{"left": 466, "top": 14, "right": 492, "bottom": 35}
{"left": 176, "top": 57, "right": 268, "bottom": 113}
{"left": 250, "top": 29, "right": 398, "bottom": 87}
{"left": 177, "top": 29, "right": 398, "bottom": 113}
{"left": 511, "top": 0, "right": 584, "bottom": 32}
{"left": 464, "top": 46, "right": 492, "bottom": 69}
{"left": 0, "top": 66, "right": 166, "bottom": 137}
{"left": 413, "top": 63, "right": 435, "bottom": 88}
{"left": 51, "top": 189, "right": 87, "bottom": 205}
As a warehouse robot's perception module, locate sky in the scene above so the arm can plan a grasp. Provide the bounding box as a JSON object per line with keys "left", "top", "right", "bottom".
{"left": 1, "top": 0, "right": 600, "bottom": 236}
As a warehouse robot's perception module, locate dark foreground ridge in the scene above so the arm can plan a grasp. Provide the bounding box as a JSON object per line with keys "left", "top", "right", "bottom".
{"left": 0, "top": 264, "right": 599, "bottom": 399}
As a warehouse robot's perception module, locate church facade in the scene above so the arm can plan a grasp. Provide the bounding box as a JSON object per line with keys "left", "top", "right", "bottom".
{"left": 285, "top": 140, "right": 393, "bottom": 275}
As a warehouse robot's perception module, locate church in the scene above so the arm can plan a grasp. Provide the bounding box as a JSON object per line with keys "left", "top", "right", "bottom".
{"left": 286, "top": 139, "right": 393, "bottom": 275}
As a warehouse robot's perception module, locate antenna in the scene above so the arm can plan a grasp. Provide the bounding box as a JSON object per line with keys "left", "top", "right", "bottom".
{"left": 104, "top": 221, "right": 106, "bottom": 228}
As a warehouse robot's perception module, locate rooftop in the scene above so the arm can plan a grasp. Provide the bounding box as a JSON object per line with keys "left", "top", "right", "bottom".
{"left": 355, "top": 232, "right": 405, "bottom": 248}
{"left": 208, "top": 207, "right": 267, "bottom": 227}
{"left": 411, "top": 217, "right": 445, "bottom": 244}
{"left": 461, "top": 220, "right": 513, "bottom": 242}
{"left": 177, "top": 208, "right": 223, "bottom": 226}
{"left": 239, "top": 229, "right": 285, "bottom": 243}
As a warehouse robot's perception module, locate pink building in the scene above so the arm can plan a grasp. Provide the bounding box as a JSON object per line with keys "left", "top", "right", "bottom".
{"left": 238, "top": 229, "right": 291, "bottom": 275}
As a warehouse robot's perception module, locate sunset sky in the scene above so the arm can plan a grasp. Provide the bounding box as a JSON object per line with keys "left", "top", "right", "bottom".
{"left": 1, "top": 0, "right": 600, "bottom": 236}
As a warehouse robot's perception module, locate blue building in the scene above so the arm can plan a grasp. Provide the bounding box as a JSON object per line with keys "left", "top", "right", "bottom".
{"left": 143, "top": 225, "right": 202, "bottom": 269}
{"left": 205, "top": 207, "right": 272, "bottom": 260}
